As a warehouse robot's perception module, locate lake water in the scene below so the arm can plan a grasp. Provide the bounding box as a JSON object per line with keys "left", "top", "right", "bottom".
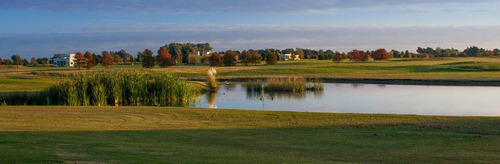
{"left": 191, "top": 83, "right": 500, "bottom": 116}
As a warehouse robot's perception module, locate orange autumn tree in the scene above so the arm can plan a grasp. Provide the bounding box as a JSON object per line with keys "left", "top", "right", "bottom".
{"left": 348, "top": 49, "right": 368, "bottom": 62}
{"left": 74, "top": 51, "right": 86, "bottom": 69}
{"left": 84, "top": 51, "right": 96, "bottom": 69}
{"left": 373, "top": 48, "right": 391, "bottom": 61}
{"left": 157, "top": 47, "right": 172, "bottom": 68}
{"left": 209, "top": 52, "right": 223, "bottom": 67}
{"left": 101, "top": 51, "right": 114, "bottom": 68}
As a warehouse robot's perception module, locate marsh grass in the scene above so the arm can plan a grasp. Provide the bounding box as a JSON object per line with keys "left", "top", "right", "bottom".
{"left": 247, "top": 78, "right": 324, "bottom": 93}
{"left": 1, "top": 70, "right": 201, "bottom": 106}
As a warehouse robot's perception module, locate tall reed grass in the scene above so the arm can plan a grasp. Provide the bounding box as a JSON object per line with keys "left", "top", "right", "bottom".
{"left": 1, "top": 70, "right": 201, "bottom": 106}
{"left": 246, "top": 78, "right": 324, "bottom": 93}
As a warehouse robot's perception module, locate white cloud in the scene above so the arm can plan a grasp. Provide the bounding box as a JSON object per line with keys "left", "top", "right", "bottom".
{"left": 1, "top": 24, "right": 500, "bottom": 58}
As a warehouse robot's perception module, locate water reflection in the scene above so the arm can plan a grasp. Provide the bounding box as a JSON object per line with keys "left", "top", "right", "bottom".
{"left": 193, "top": 83, "right": 500, "bottom": 116}
{"left": 206, "top": 92, "right": 218, "bottom": 108}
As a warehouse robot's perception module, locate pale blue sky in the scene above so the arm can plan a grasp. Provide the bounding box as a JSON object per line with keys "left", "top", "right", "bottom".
{"left": 1, "top": 0, "right": 500, "bottom": 58}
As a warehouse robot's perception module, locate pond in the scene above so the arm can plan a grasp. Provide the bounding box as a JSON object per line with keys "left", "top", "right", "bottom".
{"left": 192, "top": 83, "right": 500, "bottom": 116}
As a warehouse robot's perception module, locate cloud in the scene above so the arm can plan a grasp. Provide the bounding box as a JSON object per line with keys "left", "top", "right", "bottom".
{"left": 1, "top": 24, "right": 500, "bottom": 58}
{"left": 0, "top": 0, "right": 496, "bottom": 13}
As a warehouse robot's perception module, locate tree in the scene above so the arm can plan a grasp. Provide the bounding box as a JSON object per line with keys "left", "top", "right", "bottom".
{"left": 241, "top": 50, "right": 252, "bottom": 66}
{"left": 249, "top": 51, "right": 262, "bottom": 66}
{"left": 168, "top": 43, "right": 183, "bottom": 64}
{"left": 84, "top": 51, "right": 96, "bottom": 69}
{"left": 114, "top": 55, "right": 122, "bottom": 63}
{"left": 0, "top": 58, "right": 3, "bottom": 69}
{"left": 22, "top": 58, "right": 29, "bottom": 66}
{"left": 74, "top": 52, "right": 86, "bottom": 69}
{"left": 4, "top": 59, "right": 12, "bottom": 65}
{"left": 348, "top": 50, "right": 365, "bottom": 62}
{"left": 142, "top": 49, "right": 156, "bottom": 68}
{"left": 296, "top": 48, "right": 304, "bottom": 59}
{"left": 209, "top": 52, "right": 222, "bottom": 67}
{"left": 100, "top": 51, "right": 114, "bottom": 68}
{"left": 332, "top": 51, "right": 346, "bottom": 63}
{"left": 157, "top": 48, "right": 172, "bottom": 68}
{"left": 115, "top": 49, "right": 131, "bottom": 63}
{"left": 30, "top": 57, "right": 38, "bottom": 66}
{"left": 373, "top": 48, "right": 391, "bottom": 61}
{"left": 266, "top": 52, "right": 278, "bottom": 65}
{"left": 11, "top": 55, "right": 22, "bottom": 68}
{"left": 181, "top": 43, "right": 195, "bottom": 63}
{"left": 223, "top": 50, "right": 238, "bottom": 66}
{"left": 464, "top": 46, "right": 481, "bottom": 57}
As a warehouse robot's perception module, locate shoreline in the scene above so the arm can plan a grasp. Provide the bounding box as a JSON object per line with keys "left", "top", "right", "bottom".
{"left": 187, "top": 77, "right": 500, "bottom": 86}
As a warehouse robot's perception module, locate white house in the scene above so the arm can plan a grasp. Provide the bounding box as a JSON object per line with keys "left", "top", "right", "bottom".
{"left": 195, "top": 51, "right": 211, "bottom": 56}
{"left": 53, "top": 54, "right": 75, "bottom": 67}
{"left": 280, "top": 53, "right": 300, "bottom": 61}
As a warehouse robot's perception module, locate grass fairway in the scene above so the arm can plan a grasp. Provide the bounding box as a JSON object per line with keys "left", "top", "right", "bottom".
{"left": 0, "top": 106, "right": 498, "bottom": 163}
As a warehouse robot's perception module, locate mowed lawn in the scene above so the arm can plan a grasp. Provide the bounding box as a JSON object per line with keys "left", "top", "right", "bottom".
{"left": 0, "top": 106, "right": 498, "bottom": 163}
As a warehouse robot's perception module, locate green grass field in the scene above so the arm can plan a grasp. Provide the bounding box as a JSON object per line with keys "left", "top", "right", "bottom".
{"left": 1, "top": 58, "right": 499, "bottom": 163}
{"left": 1, "top": 57, "right": 499, "bottom": 92}
{"left": 0, "top": 106, "right": 498, "bottom": 163}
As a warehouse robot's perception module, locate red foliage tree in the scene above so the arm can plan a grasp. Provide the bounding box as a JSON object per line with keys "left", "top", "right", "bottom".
{"left": 0, "top": 57, "right": 3, "bottom": 69}
{"left": 101, "top": 51, "right": 114, "bottom": 68}
{"left": 74, "top": 52, "right": 86, "bottom": 69}
{"left": 157, "top": 48, "right": 172, "bottom": 67}
{"left": 332, "top": 51, "right": 346, "bottom": 63}
{"left": 209, "top": 52, "right": 223, "bottom": 67}
{"left": 348, "top": 50, "right": 369, "bottom": 62}
{"left": 84, "top": 51, "right": 96, "bottom": 69}
{"left": 373, "top": 48, "right": 391, "bottom": 61}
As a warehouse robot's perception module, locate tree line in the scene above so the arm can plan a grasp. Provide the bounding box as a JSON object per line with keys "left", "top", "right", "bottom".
{"left": 1, "top": 45, "right": 500, "bottom": 69}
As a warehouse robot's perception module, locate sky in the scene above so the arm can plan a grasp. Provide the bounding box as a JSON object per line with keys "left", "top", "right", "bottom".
{"left": 1, "top": 0, "right": 500, "bottom": 58}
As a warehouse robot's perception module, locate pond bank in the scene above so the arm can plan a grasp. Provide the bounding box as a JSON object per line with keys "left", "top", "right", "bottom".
{"left": 188, "top": 77, "right": 500, "bottom": 86}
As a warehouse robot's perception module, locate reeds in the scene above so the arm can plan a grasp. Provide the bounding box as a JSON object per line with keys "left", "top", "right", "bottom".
{"left": 247, "top": 78, "right": 324, "bottom": 93}
{"left": 2, "top": 70, "right": 200, "bottom": 106}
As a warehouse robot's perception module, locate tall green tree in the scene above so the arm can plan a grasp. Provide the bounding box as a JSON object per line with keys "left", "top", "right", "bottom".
{"left": 182, "top": 43, "right": 195, "bottom": 63}
{"left": 11, "top": 55, "right": 22, "bottom": 68}
{"left": 168, "top": 43, "right": 183, "bottom": 64}
{"left": 142, "top": 49, "right": 156, "bottom": 68}
{"left": 223, "top": 50, "right": 238, "bottom": 66}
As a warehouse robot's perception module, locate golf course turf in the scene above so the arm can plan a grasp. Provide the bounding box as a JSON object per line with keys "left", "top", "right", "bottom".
{"left": 0, "top": 106, "right": 498, "bottom": 163}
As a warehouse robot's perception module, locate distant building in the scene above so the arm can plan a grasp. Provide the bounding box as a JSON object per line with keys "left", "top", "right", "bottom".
{"left": 280, "top": 53, "right": 300, "bottom": 61}
{"left": 53, "top": 54, "right": 75, "bottom": 67}
{"left": 195, "top": 51, "right": 211, "bottom": 56}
